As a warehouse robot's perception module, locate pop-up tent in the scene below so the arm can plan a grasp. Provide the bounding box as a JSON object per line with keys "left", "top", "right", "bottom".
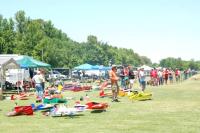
{"left": 0, "top": 54, "right": 51, "bottom": 68}
{"left": 16, "top": 56, "right": 51, "bottom": 68}
{"left": 74, "top": 64, "right": 111, "bottom": 70}
{"left": 74, "top": 63, "right": 93, "bottom": 70}
{"left": 98, "top": 65, "right": 111, "bottom": 70}
{"left": 92, "top": 65, "right": 111, "bottom": 70}
{"left": 0, "top": 57, "right": 20, "bottom": 93}
{"left": 91, "top": 65, "right": 100, "bottom": 70}
{"left": 0, "top": 58, "right": 20, "bottom": 70}
{"left": 0, "top": 57, "right": 20, "bottom": 81}
{"left": 138, "top": 65, "right": 153, "bottom": 71}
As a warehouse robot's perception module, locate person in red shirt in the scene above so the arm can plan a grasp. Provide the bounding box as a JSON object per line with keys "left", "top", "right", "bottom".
{"left": 151, "top": 68, "right": 158, "bottom": 86}
{"left": 109, "top": 65, "right": 120, "bottom": 102}
{"left": 175, "top": 68, "right": 180, "bottom": 83}
{"left": 164, "top": 68, "right": 169, "bottom": 85}
{"left": 123, "top": 66, "right": 129, "bottom": 77}
{"left": 150, "top": 69, "right": 154, "bottom": 79}
{"left": 123, "top": 66, "right": 129, "bottom": 89}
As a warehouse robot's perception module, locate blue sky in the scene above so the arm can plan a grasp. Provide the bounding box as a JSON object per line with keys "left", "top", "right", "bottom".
{"left": 1, "top": 0, "right": 200, "bottom": 63}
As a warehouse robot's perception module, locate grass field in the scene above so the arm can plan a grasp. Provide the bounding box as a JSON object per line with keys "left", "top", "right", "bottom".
{"left": 0, "top": 77, "right": 200, "bottom": 133}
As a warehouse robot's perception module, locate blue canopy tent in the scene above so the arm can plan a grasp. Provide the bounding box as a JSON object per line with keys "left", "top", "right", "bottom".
{"left": 16, "top": 56, "right": 51, "bottom": 68}
{"left": 74, "top": 64, "right": 111, "bottom": 71}
{"left": 92, "top": 65, "right": 111, "bottom": 70}
{"left": 101, "top": 66, "right": 111, "bottom": 70}
{"left": 74, "top": 63, "right": 93, "bottom": 70}
{"left": 91, "top": 65, "right": 100, "bottom": 70}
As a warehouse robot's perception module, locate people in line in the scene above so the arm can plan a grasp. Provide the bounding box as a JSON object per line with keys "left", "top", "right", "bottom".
{"left": 30, "top": 65, "right": 194, "bottom": 103}
{"left": 113, "top": 65, "right": 193, "bottom": 92}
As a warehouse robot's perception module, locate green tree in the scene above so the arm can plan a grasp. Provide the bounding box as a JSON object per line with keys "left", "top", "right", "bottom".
{"left": 15, "top": 10, "right": 26, "bottom": 34}
{"left": 0, "top": 16, "right": 15, "bottom": 54}
{"left": 1, "top": 10, "right": 154, "bottom": 69}
{"left": 87, "top": 35, "right": 97, "bottom": 44}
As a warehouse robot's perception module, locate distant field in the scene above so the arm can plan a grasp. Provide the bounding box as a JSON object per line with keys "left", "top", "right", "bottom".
{"left": 0, "top": 76, "right": 200, "bottom": 133}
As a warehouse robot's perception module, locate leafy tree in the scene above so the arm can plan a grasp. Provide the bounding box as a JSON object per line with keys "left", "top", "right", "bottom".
{"left": 140, "top": 56, "right": 152, "bottom": 66}
{"left": 188, "top": 59, "right": 199, "bottom": 70}
{"left": 160, "top": 57, "right": 200, "bottom": 70}
{"left": 0, "top": 16, "right": 15, "bottom": 54}
{"left": 0, "top": 10, "right": 158, "bottom": 69}
{"left": 15, "top": 10, "right": 26, "bottom": 34}
{"left": 87, "top": 35, "right": 97, "bottom": 44}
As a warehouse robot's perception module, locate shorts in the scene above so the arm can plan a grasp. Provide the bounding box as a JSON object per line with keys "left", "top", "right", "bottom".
{"left": 140, "top": 81, "right": 146, "bottom": 87}
{"left": 111, "top": 83, "right": 119, "bottom": 91}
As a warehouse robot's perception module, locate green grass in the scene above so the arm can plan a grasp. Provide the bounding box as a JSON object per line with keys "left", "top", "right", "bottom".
{"left": 1, "top": 78, "right": 200, "bottom": 133}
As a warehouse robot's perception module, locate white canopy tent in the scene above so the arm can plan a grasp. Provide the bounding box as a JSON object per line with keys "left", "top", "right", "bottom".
{"left": 0, "top": 57, "right": 20, "bottom": 82}
{"left": 0, "top": 57, "right": 20, "bottom": 95}
{"left": 0, "top": 57, "right": 20, "bottom": 96}
{"left": 138, "top": 65, "right": 153, "bottom": 71}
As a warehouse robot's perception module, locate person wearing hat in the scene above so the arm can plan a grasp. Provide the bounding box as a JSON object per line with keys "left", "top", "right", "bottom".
{"left": 109, "top": 65, "right": 120, "bottom": 102}
{"left": 32, "top": 70, "right": 45, "bottom": 99}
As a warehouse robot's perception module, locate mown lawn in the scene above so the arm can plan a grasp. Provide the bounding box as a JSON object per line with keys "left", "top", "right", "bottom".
{"left": 0, "top": 77, "right": 200, "bottom": 133}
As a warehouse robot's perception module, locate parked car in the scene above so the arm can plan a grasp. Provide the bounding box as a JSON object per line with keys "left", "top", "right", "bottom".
{"left": 49, "top": 70, "right": 67, "bottom": 80}
{"left": 71, "top": 71, "right": 81, "bottom": 79}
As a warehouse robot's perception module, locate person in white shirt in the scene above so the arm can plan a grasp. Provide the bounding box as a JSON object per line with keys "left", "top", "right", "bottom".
{"left": 158, "top": 69, "right": 163, "bottom": 85}
{"left": 32, "top": 71, "right": 45, "bottom": 99}
{"left": 139, "top": 68, "right": 146, "bottom": 91}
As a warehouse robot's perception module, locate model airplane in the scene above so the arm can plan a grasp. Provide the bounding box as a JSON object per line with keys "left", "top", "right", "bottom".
{"left": 128, "top": 91, "right": 152, "bottom": 101}
{"left": 49, "top": 104, "right": 82, "bottom": 117}
{"left": 86, "top": 102, "right": 108, "bottom": 111}
{"left": 6, "top": 105, "right": 33, "bottom": 116}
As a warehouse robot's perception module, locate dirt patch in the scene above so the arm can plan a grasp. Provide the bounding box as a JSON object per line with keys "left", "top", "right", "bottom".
{"left": 190, "top": 74, "right": 200, "bottom": 80}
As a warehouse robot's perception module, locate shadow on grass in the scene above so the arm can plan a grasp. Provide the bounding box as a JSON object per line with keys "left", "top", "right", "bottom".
{"left": 91, "top": 110, "right": 106, "bottom": 113}
{"left": 50, "top": 114, "right": 85, "bottom": 119}
{"left": 64, "top": 114, "right": 85, "bottom": 119}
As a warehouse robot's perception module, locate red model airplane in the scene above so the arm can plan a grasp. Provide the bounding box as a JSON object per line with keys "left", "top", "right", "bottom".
{"left": 86, "top": 102, "right": 108, "bottom": 111}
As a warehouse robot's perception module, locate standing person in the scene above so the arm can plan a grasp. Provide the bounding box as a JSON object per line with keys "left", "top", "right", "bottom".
{"left": 32, "top": 71, "right": 45, "bottom": 99}
{"left": 129, "top": 67, "right": 135, "bottom": 90}
{"left": 123, "top": 66, "right": 129, "bottom": 89}
{"left": 138, "top": 68, "right": 146, "bottom": 91}
{"left": 150, "top": 69, "right": 154, "bottom": 86}
{"left": 77, "top": 70, "right": 81, "bottom": 80}
{"left": 158, "top": 69, "right": 163, "bottom": 85}
{"left": 163, "top": 68, "right": 169, "bottom": 85}
{"left": 39, "top": 69, "right": 45, "bottom": 91}
{"left": 80, "top": 70, "right": 83, "bottom": 81}
{"left": 152, "top": 68, "right": 158, "bottom": 86}
{"left": 119, "top": 67, "right": 125, "bottom": 89}
{"left": 109, "top": 65, "right": 120, "bottom": 102}
{"left": 137, "top": 69, "right": 141, "bottom": 86}
{"left": 175, "top": 68, "right": 180, "bottom": 83}
{"left": 105, "top": 70, "right": 109, "bottom": 79}
{"left": 168, "top": 69, "right": 173, "bottom": 84}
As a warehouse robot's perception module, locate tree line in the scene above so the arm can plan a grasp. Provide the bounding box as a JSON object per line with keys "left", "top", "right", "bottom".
{"left": 159, "top": 58, "right": 200, "bottom": 71}
{"left": 0, "top": 10, "right": 199, "bottom": 70}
